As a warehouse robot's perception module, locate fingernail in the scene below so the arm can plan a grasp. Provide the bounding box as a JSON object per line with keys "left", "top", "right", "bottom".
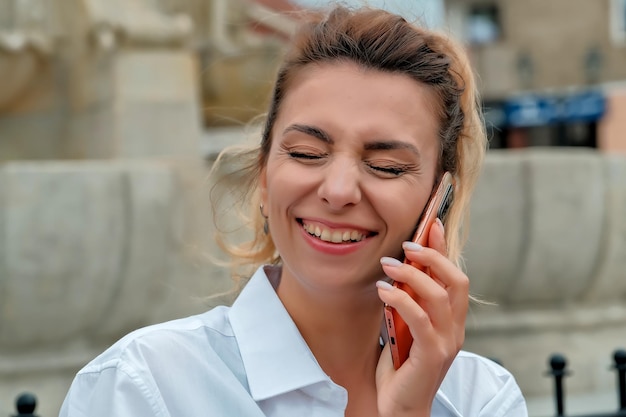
{"left": 376, "top": 280, "right": 395, "bottom": 291}
{"left": 402, "top": 241, "right": 423, "bottom": 252}
{"left": 380, "top": 256, "right": 402, "bottom": 267}
{"left": 436, "top": 218, "right": 445, "bottom": 233}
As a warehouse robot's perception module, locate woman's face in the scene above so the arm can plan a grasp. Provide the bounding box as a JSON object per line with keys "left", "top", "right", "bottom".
{"left": 260, "top": 61, "right": 441, "bottom": 292}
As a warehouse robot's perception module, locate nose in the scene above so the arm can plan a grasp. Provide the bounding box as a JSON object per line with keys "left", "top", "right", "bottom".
{"left": 317, "top": 157, "right": 362, "bottom": 210}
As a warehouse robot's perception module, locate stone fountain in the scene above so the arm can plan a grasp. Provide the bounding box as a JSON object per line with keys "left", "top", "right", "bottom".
{"left": 463, "top": 148, "right": 626, "bottom": 399}
{"left": 0, "top": 0, "right": 212, "bottom": 415}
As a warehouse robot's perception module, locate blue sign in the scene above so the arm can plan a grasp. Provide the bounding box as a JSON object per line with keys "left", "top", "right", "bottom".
{"left": 560, "top": 90, "right": 606, "bottom": 123}
{"left": 504, "top": 95, "right": 560, "bottom": 127}
{"left": 503, "top": 90, "right": 606, "bottom": 127}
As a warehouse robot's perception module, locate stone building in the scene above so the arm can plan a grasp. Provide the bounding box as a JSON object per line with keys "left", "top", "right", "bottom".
{"left": 446, "top": 0, "right": 626, "bottom": 152}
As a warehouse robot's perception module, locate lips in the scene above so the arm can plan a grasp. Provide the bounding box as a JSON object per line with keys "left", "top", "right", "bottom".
{"left": 300, "top": 219, "right": 374, "bottom": 243}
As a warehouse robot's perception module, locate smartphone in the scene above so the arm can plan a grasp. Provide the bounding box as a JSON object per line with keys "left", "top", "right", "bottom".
{"left": 383, "top": 171, "right": 455, "bottom": 370}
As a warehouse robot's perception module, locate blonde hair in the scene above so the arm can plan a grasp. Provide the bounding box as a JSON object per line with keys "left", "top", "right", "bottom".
{"left": 210, "top": 5, "right": 487, "bottom": 283}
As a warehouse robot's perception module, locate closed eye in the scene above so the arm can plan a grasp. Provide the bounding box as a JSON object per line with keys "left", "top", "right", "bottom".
{"left": 366, "top": 162, "right": 412, "bottom": 177}
{"left": 370, "top": 165, "right": 405, "bottom": 176}
{"left": 289, "top": 151, "right": 326, "bottom": 160}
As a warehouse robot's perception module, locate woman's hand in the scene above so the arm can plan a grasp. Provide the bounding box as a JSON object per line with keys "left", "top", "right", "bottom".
{"left": 375, "top": 219, "right": 469, "bottom": 417}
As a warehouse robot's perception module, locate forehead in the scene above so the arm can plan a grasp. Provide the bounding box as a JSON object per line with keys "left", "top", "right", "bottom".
{"left": 274, "top": 61, "right": 441, "bottom": 149}
{"left": 285, "top": 60, "right": 440, "bottom": 108}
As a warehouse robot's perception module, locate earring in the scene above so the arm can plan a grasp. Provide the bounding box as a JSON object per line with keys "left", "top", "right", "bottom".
{"left": 259, "top": 205, "right": 269, "bottom": 235}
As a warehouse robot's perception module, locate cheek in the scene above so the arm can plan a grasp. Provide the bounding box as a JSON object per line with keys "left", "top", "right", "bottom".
{"left": 399, "top": 207, "right": 424, "bottom": 241}
{"left": 264, "top": 161, "right": 317, "bottom": 210}
{"left": 379, "top": 191, "right": 427, "bottom": 238}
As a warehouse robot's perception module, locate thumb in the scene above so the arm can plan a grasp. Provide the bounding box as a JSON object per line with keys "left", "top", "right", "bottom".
{"left": 376, "top": 343, "right": 394, "bottom": 382}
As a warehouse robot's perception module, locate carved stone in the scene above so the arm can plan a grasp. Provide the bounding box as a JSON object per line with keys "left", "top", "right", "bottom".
{"left": 0, "top": 0, "right": 201, "bottom": 161}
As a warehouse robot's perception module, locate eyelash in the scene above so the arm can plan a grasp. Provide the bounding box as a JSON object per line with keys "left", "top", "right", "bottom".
{"left": 288, "top": 151, "right": 325, "bottom": 160}
{"left": 288, "top": 150, "right": 410, "bottom": 177}
{"left": 367, "top": 164, "right": 407, "bottom": 176}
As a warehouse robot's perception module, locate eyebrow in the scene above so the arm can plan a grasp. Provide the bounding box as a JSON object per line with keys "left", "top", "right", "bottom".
{"left": 363, "top": 140, "right": 421, "bottom": 159}
{"left": 283, "top": 124, "right": 334, "bottom": 144}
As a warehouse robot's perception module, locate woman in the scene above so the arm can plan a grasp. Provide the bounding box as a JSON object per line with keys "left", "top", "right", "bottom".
{"left": 60, "top": 5, "right": 527, "bottom": 417}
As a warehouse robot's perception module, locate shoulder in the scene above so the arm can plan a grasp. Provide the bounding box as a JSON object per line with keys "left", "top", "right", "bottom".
{"left": 434, "top": 351, "right": 528, "bottom": 417}
{"left": 445, "top": 350, "right": 515, "bottom": 385}
{"left": 82, "top": 306, "right": 236, "bottom": 373}
{"left": 61, "top": 306, "right": 253, "bottom": 416}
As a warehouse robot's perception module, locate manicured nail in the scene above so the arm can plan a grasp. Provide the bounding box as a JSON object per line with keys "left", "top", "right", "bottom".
{"left": 380, "top": 256, "right": 402, "bottom": 267}
{"left": 402, "top": 241, "right": 423, "bottom": 252}
{"left": 436, "top": 218, "right": 445, "bottom": 233}
{"left": 376, "top": 280, "right": 395, "bottom": 291}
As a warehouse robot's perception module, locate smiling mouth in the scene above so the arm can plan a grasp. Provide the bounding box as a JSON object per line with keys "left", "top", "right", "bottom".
{"left": 299, "top": 219, "right": 376, "bottom": 243}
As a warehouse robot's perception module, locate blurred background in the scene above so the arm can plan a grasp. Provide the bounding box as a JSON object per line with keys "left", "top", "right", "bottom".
{"left": 1, "top": 0, "right": 625, "bottom": 415}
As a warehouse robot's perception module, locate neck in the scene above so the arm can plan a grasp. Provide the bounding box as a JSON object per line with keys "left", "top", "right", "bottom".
{"left": 276, "top": 271, "right": 384, "bottom": 386}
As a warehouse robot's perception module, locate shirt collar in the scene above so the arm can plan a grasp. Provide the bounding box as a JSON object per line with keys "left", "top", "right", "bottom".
{"left": 228, "top": 265, "right": 330, "bottom": 401}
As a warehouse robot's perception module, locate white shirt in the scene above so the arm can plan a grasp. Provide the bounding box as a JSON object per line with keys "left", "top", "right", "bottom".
{"left": 59, "top": 266, "right": 528, "bottom": 417}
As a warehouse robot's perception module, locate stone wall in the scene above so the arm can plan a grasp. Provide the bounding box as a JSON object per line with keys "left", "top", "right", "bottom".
{"left": 463, "top": 148, "right": 626, "bottom": 397}
{"left": 0, "top": 158, "right": 231, "bottom": 416}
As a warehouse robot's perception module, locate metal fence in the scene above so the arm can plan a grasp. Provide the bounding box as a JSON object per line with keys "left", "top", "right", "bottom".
{"left": 9, "top": 392, "right": 37, "bottom": 417}
{"left": 544, "top": 349, "right": 626, "bottom": 417}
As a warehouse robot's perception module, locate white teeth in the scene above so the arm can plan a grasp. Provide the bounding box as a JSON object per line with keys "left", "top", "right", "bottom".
{"left": 331, "top": 231, "right": 343, "bottom": 243}
{"left": 302, "top": 222, "right": 365, "bottom": 243}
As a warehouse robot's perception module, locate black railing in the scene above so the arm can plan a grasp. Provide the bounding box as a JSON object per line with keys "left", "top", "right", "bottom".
{"left": 545, "top": 349, "right": 626, "bottom": 417}
{"left": 11, "top": 392, "right": 38, "bottom": 417}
